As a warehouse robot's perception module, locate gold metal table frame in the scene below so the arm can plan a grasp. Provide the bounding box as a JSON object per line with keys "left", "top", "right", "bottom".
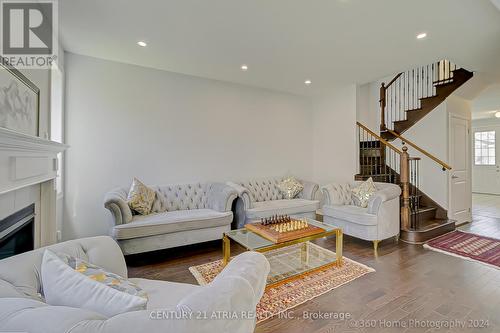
{"left": 222, "top": 219, "right": 343, "bottom": 289}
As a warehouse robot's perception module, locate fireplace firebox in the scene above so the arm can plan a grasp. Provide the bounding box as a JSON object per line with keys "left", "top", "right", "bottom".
{"left": 0, "top": 204, "right": 35, "bottom": 260}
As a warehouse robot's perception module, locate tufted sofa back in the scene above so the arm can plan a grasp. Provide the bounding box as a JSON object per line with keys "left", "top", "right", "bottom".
{"left": 151, "top": 183, "right": 211, "bottom": 212}
{"left": 0, "top": 236, "right": 126, "bottom": 301}
{"left": 239, "top": 178, "right": 285, "bottom": 203}
{"left": 323, "top": 181, "right": 400, "bottom": 206}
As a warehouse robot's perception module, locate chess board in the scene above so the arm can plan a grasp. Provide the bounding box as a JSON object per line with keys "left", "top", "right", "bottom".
{"left": 245, "top": 219, "right": 326, "bottom": 243}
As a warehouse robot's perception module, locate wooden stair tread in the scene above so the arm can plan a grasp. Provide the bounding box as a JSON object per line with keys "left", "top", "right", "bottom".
{"left": 410, "top": 206, "right": 437, "bottom": 214}
{"left": 410, "top": 218, "right": 454, "bottom": 231}
{"left": 400, "top": 219, "right": 455, "bottom": 244}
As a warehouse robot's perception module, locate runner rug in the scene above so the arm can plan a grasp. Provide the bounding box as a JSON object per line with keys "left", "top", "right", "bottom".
{"left": 424, "top": 230, "right": 500, "bottom": 269}
{"left": 189, "top": 243, "right": 374, "bottom": 323}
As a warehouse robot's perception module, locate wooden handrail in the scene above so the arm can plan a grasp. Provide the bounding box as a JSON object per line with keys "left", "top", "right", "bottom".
{"left": 384, "top": 128, "right": 452, "bottom": 170}
{"left": 386, "top": 72, "right": 403, "bottom": 88}
{"left": 356, "top": 122, "right": 402, "bottom": 154}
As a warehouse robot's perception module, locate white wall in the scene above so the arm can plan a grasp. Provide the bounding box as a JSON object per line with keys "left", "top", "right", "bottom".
{"left": 392, "top": 95, "right": 471, "bottom": 211}
{"left": 312, "top": 85, "right": 357, "bottom": 185}
{"left": 357, "top": 81, "right": 381, "bottom": 132}
{"left": 64, "top": 53, "right": 316, "bottom": 240}
{"left": 393, "top": 104, "right": 449, "bottom": 208}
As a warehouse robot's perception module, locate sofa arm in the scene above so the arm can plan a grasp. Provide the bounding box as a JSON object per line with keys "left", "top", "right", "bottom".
{"left": 321, "top": 183, "right": 352, "bottom": 206}
{"left": 226, "top": 182, "right": 252, "bottom": 210}
{"left": 298, "top": 180, "right": 319, "bottom": 200}
{"left": 207, "top": 183, "right": 238, "bottom": 212}
{"left": 104, "top": 188, "right": 133, "bottom": 225}
{"left": 367, "top": 184, "right": 402, "bottom": 214}
{"left": 213, "top": 251, "right": 270, "bottom": 303}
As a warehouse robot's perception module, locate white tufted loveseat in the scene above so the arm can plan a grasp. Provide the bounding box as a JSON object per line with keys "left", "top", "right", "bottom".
{"left": 104, "top": 182, "right": 237, "bottom": 255}
{"left": 228, "top": 178, "right": 320, "bottom": 228}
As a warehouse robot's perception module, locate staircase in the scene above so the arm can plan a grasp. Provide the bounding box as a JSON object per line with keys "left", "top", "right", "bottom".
{"left": 355, "top": 60, "right": 473, "bottom": 244}
{"left": 379, "top": 60, "right": 473, "bottom": 141}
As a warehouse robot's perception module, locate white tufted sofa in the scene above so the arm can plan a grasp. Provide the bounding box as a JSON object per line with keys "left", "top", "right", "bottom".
{"left": 228, "top": 178, "right": 320, "bottom": 228}
{"left": 321, "top": 181, "right": 401, "bottom": 250}
{"left": 0, "top": 236, "right": 270, "bottom": 333}
{"left": 104, "top": 182, "right": 237, "bottom": 255}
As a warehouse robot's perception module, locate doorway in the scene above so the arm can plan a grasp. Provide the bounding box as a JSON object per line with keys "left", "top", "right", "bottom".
{"left": 449, "top": 114, "right": 472, "bottom": 224}
{"left": 471, "top": 123, "right": 500, "bottom": 226}
{"left": 472, "top": 124, "right": 500, "bottom": 195}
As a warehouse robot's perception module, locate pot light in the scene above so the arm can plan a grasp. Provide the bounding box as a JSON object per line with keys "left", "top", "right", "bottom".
{"left": 137, "top": 41, "right": 147, "bottom": 47}
{"left": 495, "top": 112, "right": 500, "bottom": 118}
{"left": 241, "top": 64, "right": 248, "bottom": 71}
{"left": 416, "top": 33, "right": 427, "bottom": 39}
{"left": 304, "top": 80, "right": 312, "bottom": 86}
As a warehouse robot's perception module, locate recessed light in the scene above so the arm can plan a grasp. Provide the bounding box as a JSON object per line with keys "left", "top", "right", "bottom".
{"left": 416, "top": 33, "right": 427, "bottom": 39}
{"left": 137, "top": 41, "right": 147, "bottom": 47}
{"left": 241, "top": 64, "right": 248, "bottom": 71}
{"left": 495, "top": 111, "right": 500, "bottom": 118}
{"left": 304, "top": 80, "right": 312, "bottom": 86}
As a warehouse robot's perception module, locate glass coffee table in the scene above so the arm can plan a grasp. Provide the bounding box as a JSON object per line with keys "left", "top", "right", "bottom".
{"left": 222, "top": 217, "right": 343, "bottom": 288}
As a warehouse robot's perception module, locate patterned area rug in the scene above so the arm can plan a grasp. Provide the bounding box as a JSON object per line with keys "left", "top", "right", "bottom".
{"left": 189, "top": 244, "right": 374, "bottom": 323}
{"left": 424, "top": 231, "right": 500, "bottom": 269}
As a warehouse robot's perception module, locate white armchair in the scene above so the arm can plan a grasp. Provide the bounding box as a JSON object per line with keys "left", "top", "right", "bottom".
{"left": 0, "top": 236, "right": 270, "bottom": 333}
{"left": 321, "top": 181, "right": 401, "bottom": 250}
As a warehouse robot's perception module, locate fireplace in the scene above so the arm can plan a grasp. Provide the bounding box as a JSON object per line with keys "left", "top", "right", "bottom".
{"left": 0, "top": 204, "right": 35, "bottom": 259}
{"left": 0, "top": 127, "right": 67, "bottom": 251}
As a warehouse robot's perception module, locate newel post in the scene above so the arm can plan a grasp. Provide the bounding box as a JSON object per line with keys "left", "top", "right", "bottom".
{"left": 400, "top": 146, "right": 410, "bottom": 230}
{"left": 379, "top": 82, "right": 386, "bottom": 131}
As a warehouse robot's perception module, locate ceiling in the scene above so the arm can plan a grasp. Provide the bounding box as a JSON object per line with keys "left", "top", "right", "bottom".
{"left": 60, "top": 0, "right": 500, "bottom": 96}
{"left": 472, "top": 84, "right": 500, "bottom": 119}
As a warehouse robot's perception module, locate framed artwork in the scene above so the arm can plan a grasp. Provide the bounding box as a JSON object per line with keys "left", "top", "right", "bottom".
{"left": 0, "top": 57, "right": 40, "bottom": 137}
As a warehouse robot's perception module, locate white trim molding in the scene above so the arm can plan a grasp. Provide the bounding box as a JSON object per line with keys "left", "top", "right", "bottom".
{"left": 0, "top": 127, "right": 68, "bottom": 247}
{"left": 0, "top": 127, "right": 68, "bottom": 195}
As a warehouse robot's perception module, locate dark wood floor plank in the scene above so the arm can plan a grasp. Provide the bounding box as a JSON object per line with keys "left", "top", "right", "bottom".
{"left": 127, "top": 212, "right": 500, "bottom": 333}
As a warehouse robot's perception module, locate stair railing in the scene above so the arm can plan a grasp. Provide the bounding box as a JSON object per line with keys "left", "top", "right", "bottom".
{"left": 384, "top": 128, "right": 452, "bottom": 171}
{"left": 357, "top": 122, "right": 401, "bottom": 183}
{"left": 357, "top": 122, "right": 423, "bottom": 231}
{"left": 380, "top": 60, "right": 458, "bottom": 132}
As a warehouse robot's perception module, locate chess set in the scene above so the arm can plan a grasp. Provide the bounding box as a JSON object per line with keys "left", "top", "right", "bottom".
{"left": 245, "top": 215, "right": 325, "bottom": 243}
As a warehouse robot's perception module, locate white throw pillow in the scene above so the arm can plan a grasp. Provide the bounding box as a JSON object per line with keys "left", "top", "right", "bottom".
{"left": 351, "top": 177, "right": 377, "bottom": 208}
{"left": 277, "top": 176, "right": 304, "bottom": 199}
{"left": 41, "top": 250, "right": 148, "bottom": 317}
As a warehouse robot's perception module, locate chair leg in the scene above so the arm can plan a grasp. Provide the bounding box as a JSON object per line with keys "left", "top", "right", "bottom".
{"left": 373, "top": 240, "right": 380, "bottom": 252}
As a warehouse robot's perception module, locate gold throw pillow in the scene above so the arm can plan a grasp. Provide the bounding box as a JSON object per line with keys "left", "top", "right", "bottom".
{"left": 127, "top": 178, "right": 156, "bottom": 215}
{"left": 351, "top": 177, "right": 377, "bottom": 208}
{"left": 278, "top": 176, "right": 304, "bottom": 199}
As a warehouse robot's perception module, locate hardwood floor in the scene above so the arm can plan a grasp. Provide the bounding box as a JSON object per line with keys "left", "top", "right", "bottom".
{"left": 464, "top": 194, "right": 500, "bottom": 239}
{"left": 128, "top": 213, "right": 500, "bottom": 333}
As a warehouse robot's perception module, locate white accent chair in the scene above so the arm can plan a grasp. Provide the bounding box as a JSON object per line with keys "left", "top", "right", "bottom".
{"left": 321, "top": 181, "right": 401, "bottom": 250}
{"left": 228, "top": 178, "right": 320, "bottom": 229}
{"left": 0, "top": 236, "right": 270, "bottom": 333}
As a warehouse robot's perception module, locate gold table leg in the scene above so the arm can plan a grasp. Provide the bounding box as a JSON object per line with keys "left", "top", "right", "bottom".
{"left": 336, "top": 229, "right": 343, "bottom": 266}
{"left": 300, "top": 242, "right": 308, "bottom": 265}
{"left": 222, "top": 234, "right": 230, "bottom": 267}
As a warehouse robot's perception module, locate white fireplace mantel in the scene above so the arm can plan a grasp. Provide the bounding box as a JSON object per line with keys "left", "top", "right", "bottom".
{"left": 0, "top": 127, "right": 68, "bottom": 247}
